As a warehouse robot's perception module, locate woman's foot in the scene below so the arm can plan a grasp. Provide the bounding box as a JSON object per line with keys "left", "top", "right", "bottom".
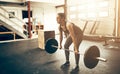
{"left": 61, "top": 61, "right": 70, "bottom": 69}
{"left": 71, "top": 65, "right": 79, "bottom": 72}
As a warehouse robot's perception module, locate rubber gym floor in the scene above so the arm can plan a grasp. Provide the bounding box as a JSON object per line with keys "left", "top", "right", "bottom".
{"left": 0, "top": 38, "right": 120, "bottom": 74}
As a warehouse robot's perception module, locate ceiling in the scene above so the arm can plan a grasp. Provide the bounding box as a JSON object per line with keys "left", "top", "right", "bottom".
{"left": 26, "top": 0, "right": 65, "bottom": 6}
{"left": 0, "top": 0, "right": 65, "bottom": 6}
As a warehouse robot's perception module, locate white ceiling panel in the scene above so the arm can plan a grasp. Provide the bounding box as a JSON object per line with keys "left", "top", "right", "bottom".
{"left": 26, "top": 0, "right": 64, "bottom": 5}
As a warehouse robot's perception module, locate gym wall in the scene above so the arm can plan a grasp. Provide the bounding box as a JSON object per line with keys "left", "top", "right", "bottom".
{"left": 67, "top": 0, "right": 116, "bottom": 36}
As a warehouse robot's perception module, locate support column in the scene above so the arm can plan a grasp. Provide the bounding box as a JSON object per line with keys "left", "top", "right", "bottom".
{"left": 28, "top": 1, "right": 32, "bottom": 38}
{"left": 113, "top": 0, "right": 117, "bottom": 36}
{"left": 64, "top": 0, "right": 67, "bottom": 21}
{"left": 118, "top": 0, "right": 120, "bottom": 36}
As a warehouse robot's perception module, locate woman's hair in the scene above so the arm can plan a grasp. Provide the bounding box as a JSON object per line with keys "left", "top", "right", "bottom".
{"left": 57, "top": 13, "right": 65, "bottom": 19}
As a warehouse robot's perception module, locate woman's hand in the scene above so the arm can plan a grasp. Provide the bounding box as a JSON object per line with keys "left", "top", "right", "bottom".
{"left": 59, "top": 44, "right": 62, "bottom": 49}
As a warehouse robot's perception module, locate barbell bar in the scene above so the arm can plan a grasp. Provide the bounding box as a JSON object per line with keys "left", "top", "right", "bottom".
{"left": 51, "top": 45, "right": 82, "bottom": 54}
{"left": 45, "top": 38, "right": 107, "bottom": 69}
{"left": 52, "top": 45, "right": 107, "bottom": 61}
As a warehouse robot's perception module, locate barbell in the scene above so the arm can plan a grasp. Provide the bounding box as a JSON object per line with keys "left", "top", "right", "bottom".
{"left": 45, "top": 38, "right": 107, "bottom": 69}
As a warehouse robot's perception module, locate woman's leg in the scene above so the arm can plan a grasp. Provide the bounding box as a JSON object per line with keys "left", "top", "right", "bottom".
{"left": 64, "top": 35, "right": 72, "bottom": 63}
{"left": 66, "top": 23, "right": 83, "bottom": 67}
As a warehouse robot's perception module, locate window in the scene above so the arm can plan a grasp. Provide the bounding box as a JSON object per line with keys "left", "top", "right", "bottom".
{"left": 99, "top": 1, "right": 109, "bottom": 7}
{"left": 69, "top": 6, "right": 77, "bottom": 11}
{"left": 9, "top": 12, "right": 15, "bottom": 18}
{"left": 70, "top": 14, "right": 76, "bottom": 19}
{"left": 68, "top": 0, "right": 109, "bottom": 20}
{"left": 99, "top": 12, "right": 108, "bottom": 17}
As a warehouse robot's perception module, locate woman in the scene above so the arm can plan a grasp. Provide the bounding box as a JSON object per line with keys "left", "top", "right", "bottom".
{"left": 56, "top": 13, "right": 83, "bottom": 71}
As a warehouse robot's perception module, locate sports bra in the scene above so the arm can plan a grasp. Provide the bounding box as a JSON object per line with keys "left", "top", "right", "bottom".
{"left": 59, "top": 24, "right": 69, "bottom": 32}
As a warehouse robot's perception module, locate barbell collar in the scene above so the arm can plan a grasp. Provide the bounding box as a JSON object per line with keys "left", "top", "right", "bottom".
{"left": 95, "top": 57, "right": 107, "bottom": 62}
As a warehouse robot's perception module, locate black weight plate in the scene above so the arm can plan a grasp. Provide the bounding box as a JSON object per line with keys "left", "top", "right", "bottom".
{"left": 84, "top": 46, "right": 100, "bottom": 69}
{"left": 45, "top": 38, "right": 58, "bottom": 54}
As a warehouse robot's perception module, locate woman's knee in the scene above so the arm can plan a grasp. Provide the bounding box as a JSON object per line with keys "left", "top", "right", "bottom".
{"left": 64, "top": 43, "right": 69, "bottom": 49}
{"left": 64, "top": 41, "right": 72, "bottom": 49}
{"left": 64, "top": 35, "right": 72, "bottom": 49}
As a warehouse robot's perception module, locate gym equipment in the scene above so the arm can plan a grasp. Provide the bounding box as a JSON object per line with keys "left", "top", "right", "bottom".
{"left": 45, "top": 38, "right": 107, "bottom": 69}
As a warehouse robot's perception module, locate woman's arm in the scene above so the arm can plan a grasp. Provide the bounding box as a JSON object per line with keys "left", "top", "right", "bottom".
{"left": 59, "top": 26, "right": 63, "bottom": 49}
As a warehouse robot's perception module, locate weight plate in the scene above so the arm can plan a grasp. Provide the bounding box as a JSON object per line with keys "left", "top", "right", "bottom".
{"left": 45, "top": 38, "right": 58, "bottom": 54}
{"left": 84, "top": 46, "right": 100, "bottom": 69}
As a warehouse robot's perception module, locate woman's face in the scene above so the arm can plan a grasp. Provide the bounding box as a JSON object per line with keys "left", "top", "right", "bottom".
{"left": 56, "top": 15, "right": 61, "bottom": 24}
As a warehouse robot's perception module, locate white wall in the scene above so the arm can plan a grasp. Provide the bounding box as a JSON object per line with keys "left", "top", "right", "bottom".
{"left": 1, "top": 2, "right": 58, "bottom": 32}
{"left": 30, "top": 2, "right": 58, "bottom": 31}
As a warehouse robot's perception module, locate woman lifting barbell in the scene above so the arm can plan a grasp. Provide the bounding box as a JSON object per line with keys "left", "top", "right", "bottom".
{"left": 56, "top": 13, "right": 83, "bottom": 71}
